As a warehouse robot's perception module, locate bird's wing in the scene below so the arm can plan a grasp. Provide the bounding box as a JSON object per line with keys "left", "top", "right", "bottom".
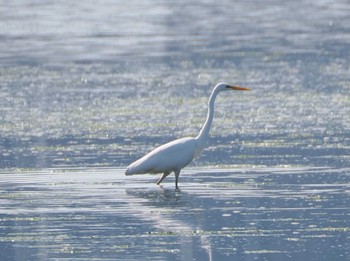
{"left": 125, "top": 137, "right": 196, "bottom": 174}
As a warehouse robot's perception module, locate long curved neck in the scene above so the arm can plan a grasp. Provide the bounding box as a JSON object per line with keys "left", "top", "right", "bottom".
{"left": 195, "top": 88, "right": 220, "bottom": 145}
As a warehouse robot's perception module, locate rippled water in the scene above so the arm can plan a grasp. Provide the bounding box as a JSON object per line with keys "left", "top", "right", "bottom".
{"left": 1, "top": 0, "right": 350, "bottom": 260}
{"left": 1, "top": 167, "right": 349, "bottom": 260}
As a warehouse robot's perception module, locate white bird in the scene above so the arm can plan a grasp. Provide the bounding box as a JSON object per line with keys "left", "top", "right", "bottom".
{"left": 125, "top": 83, "right": 251, "bottom": 189}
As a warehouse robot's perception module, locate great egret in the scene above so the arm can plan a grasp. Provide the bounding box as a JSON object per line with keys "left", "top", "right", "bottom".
{"left": 125, "top": 83, "right": 250, "bottom": 189}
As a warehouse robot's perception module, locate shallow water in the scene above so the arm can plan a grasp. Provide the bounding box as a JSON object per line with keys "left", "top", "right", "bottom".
{"left": 0, "top": 167, "right": 349, "bottom": 260}
{"left": 1, "top": 0, "right": 350, "bottom": 260}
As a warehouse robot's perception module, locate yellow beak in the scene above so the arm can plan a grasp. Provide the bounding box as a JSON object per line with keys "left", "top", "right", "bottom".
{"left": 227, "top": 85, "right": 251, "bottom": 91}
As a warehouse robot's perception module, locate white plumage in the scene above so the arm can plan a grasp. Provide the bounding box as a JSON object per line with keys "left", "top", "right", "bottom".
{"left": 125, "top": 83, "right": 250, "bottom": 189}
{"left": 125, "top": 137, "right": 196, "bottom": 174}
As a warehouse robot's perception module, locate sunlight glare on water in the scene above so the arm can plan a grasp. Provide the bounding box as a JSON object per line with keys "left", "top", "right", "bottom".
{"left": 0, "top": 0, "right": 350, "bottom": 260}
{"left": 0, "top": 167, "right": 349, "bottom": 260}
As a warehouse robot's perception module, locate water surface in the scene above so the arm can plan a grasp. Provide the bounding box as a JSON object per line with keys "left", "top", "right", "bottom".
{"left": 1, "top": 167, "right": 349, "bottom": 260}
{"left": 1, "top": 0, "right": 350, "bottom": 260}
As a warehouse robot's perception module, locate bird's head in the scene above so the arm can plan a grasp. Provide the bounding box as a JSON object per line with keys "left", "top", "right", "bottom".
{"left": 215, "top": 82, "right": 251, "bottom": 92}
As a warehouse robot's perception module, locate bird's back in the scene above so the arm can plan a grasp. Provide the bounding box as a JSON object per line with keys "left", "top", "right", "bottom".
{"left": 125, "top": 137, "right": 196, "bottom": 175}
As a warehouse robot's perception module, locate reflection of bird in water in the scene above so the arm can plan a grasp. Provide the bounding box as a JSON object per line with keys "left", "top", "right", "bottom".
{"left": 125, "top": 83, "right": 250, "bottom": 189}
{"left": 124, "top": 188, "right": 213, "bottom": 260}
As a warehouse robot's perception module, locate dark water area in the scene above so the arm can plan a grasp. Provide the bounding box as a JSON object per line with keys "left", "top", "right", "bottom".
{"left": 1, "top": 0, "right": 350, "bottom": 260}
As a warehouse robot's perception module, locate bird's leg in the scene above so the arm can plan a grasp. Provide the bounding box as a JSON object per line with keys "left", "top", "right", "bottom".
{"left": 157, "top": 171, "right": 171, "bottom": 186}
{"left": 174, "top": 169, "right": 181, "bottom": 190}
